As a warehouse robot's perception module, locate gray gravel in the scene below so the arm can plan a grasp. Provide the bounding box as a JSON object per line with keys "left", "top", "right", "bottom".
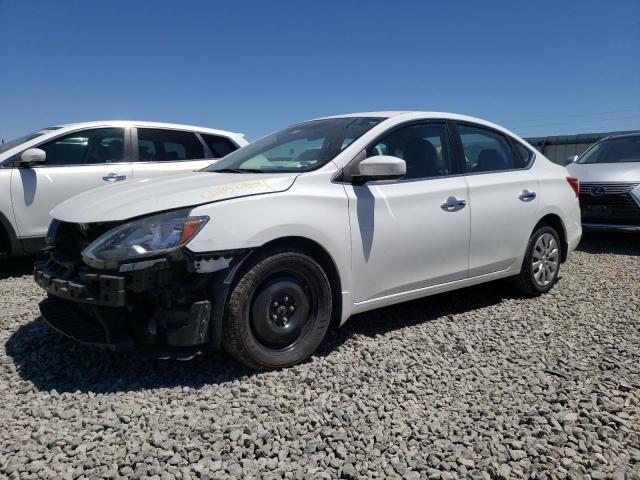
{"left": 1, "top": 232, "right": 639, "bottom": 479}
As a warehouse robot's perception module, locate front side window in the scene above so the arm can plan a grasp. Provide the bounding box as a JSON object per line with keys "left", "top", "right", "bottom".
{"left": 578, "top": 135, "right": 640, "bottom": 164}
{"left": 137, "top": 128, "right": 204, "bottom": 162}
{"left": 206, "top": 117, "right": 382, "bottom": 173}
{"left": 367, "top": 123, "right": 453, "bottom": 180}
{"left": 458, "top": 124, "right": 521, "bottom": 173}
{"left": 200, "top": 133, "right": 238, "bottom": 158}
{"left": 38, "top": 128, "right": 125, "bottom": 166}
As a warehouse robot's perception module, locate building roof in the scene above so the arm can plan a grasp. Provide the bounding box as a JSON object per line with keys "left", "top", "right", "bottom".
{"left": 526, "top": 129, "right": 640, "bottom": 146}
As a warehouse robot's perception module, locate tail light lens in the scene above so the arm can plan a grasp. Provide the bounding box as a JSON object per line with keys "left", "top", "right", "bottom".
{"left": 566, "top": 177, "right": 580, "bottom": 197}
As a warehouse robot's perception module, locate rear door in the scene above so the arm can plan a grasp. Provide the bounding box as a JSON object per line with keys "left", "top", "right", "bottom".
{"left": 132, "top": 128, "right": 214, "bottom": 179}
{"left": 10, "top": 127, "right": 132, "bottom": 239}
{"left": 455, "top": 122, "right": 539, "bottom": 276}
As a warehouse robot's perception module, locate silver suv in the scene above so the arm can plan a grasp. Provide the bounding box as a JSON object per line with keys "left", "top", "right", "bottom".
{"left": 567, "top": 133, "right": 640, "bottom": 231}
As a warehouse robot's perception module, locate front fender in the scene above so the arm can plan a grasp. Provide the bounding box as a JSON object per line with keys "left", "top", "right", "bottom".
{"left": 187, "top": 175, "right": 354, "bottom": 322}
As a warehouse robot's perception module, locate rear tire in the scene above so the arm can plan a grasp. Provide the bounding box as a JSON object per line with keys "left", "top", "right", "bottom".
{"left": 513, "top": 226, "right": 562, "bottom": 296}
{"left": 223, "top": 248, "right": 332, "bottom": 370}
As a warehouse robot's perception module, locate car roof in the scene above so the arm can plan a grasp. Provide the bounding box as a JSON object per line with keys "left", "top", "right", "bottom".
{"left": 315, "top": 111, "right": 411, "bottom": 119}
{"left": 50, "top": 120, "right": 244, "bottom": 138}
{"left": 312, "top": 111, "right": 521, "bottom": 138}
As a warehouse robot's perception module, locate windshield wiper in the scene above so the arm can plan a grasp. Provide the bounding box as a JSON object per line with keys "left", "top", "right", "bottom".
{"left": 210, "top": 168, "right": 265, "bottom": 174}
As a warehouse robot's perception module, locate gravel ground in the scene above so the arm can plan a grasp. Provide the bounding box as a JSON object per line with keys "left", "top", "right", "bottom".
{"left": 0, "top": 232, "right": 639, "bottom": 480}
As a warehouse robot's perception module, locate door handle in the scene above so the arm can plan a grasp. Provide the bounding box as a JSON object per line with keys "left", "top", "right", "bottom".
{"left": 103, "top": 173, "right": 127, "bottom": 182}
{"left": 519, "top": 190, "right": 537, "bottom": 202}
{"left": 441, "top": 196, "right": 467, "bottom": 212}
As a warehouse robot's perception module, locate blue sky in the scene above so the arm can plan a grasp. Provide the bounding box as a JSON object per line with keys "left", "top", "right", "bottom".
{"left": 1, "top": 0, "right": 639, "bottom": 141}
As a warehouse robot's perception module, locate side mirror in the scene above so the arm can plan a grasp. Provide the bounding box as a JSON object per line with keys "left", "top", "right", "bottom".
{"left": 352, "top": 155, "right": 406, "bottom": 183}
{"left": 18, "top": 148, "right": 46, "bottom": 167}
{"left": 565, "top": 155, "right": 578, "bottom": 165}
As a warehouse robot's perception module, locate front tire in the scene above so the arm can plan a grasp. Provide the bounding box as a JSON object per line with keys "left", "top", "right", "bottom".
{"left": 513, "top": 226, "right": 562, "bottom": 296}
{"left": 223, "top": 249, "right": 332, "bottom": 369}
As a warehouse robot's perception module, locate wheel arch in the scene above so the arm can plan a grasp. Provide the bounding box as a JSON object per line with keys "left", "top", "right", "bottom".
{"left": 247, "top": 236, "right": 343, "bottom": 328}
{"left": 0, "top": 210, "right": 21, "bottom": 257}
{"left": 532, "top": 213, "right": 568, "bottom": 262}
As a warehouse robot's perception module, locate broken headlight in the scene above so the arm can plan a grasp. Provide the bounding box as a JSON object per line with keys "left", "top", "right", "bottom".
{"left": 82, "top": 209, "right": 208, "bottom": 269}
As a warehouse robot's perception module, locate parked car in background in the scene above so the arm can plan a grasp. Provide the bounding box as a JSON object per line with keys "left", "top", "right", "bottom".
{"left": 566, "top": 133, "right": 640, "bottom": 231}
{"left": 34, "top": 112, "right": 581, "bottom": 369}
{"left": 0, "top": 121, "right": 247, "bottom": 257}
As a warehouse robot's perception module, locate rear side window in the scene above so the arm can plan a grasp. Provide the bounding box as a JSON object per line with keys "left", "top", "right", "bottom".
{"left": 137, "top": 128, "right": 204, "bottom": 161}
{"left": 200, "top": 133, "right": 238, "bottom": 158}
{"left": 38, "top": 128, "right": 125, "bottom": 166}
{"left": 457, "top": 124, "right": 522, "bottom": 173}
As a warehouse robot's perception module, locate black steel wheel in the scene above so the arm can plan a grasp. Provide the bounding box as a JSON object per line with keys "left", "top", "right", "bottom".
{"left": 223, "top": 248, "right": 332, "bottom": 369}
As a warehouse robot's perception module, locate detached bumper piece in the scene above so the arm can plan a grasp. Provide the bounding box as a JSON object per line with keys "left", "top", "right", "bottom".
{"left": 35, "top": 260, "right": 126, "bottom": 307}
{"left": 34, "top": 252, "right": 218, "bottom": 355}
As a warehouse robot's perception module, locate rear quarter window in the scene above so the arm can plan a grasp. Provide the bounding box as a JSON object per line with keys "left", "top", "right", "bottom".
{"left": 137, "top": 128, "right": 204, "bottom": 161}
{"left": 513, "top": 141, "right": 534, "bottom": 165}
{"left": 200, "top": 133, "right": 238, "bottom": 158}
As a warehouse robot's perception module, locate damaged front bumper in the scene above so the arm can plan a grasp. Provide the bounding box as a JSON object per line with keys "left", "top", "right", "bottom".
{"left": 34, "top": 248, "right": 246, "bottom": 356}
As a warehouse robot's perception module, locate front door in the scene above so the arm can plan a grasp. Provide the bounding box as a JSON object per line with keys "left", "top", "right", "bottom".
{"left": 10, "top": 127, "right": 132, "bottom": 239}
{"left": 346, "top": 122, "right": 470, "bottom": 303}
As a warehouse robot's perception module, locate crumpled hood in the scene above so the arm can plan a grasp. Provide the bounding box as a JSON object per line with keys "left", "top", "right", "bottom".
{"left": 566, "top": 162, "right": 640, "bottom": 183}
{"left": 51, "top": 172, "right": 298, "bottom": 223}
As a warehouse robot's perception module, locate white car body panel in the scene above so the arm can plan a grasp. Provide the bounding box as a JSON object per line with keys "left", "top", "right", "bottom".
{"left": 11, "top": 163, "right": 133, "bottom": 238}
{"left": 50, "top": 112, "right": 582, "bottom": 325}
{"left": 0, "top": 120, "right": 247, "bottom": 255}
{"left": 345, "top": 176, "right": 470, "bottom": 303}
{"left": 187, "top": 168, "right": 355, "bottom": 322}
{"left": 535, "top": 159, "right": 582, "bottom": 251}
{"left": 465, "top": 169, "right": 540, "bottom": 276}
{"left": 51, "top": 172, "right": 298, "bottom": 223}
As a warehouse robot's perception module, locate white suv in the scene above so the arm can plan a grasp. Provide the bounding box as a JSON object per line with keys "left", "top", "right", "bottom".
{"left": 35, "top": 112, "right": 582, "bottom": 369}
{"left": 0, "top": 121, "right": 247, "bottom": 257}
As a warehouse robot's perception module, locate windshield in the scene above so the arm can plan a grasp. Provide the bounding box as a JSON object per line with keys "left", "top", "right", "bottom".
{"left": 578, "top": 135, "right": 640, "bottom": 164}
{"left": 0, "top": 128, "right": 60, "bottom": 154}
{"left": 205, "top": 117, "right": 383, "bottom": 173}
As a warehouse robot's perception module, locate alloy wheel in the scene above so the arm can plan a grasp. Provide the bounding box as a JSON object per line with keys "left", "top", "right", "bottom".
{"left": 532, "top": 232, "right": 559, "bottom": 287}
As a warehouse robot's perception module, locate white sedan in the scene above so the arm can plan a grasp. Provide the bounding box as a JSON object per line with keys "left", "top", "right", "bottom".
{"left": 0, "top": 121, "right": 247, "bottom": 257}
{"left": 36, "top": 112, "right": 582, "bottom": 369}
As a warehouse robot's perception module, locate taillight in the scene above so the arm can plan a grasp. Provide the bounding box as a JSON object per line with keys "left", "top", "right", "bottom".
{"left": 566, "top": 176, "right": 579, "bottom": 197}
